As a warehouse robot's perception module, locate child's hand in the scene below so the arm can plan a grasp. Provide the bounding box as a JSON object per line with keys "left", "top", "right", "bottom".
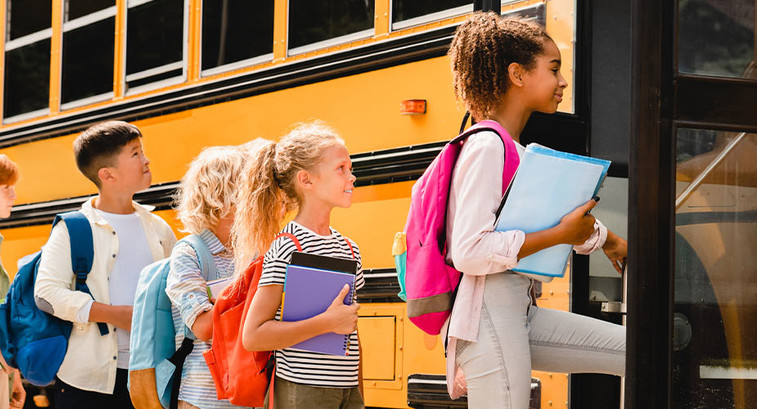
{"left": 9, "top": 368, "right": 25, "bottom": 409}
{"left": 323, "top": 284, "right": 360, "bottom": 335}
{"left": 557, "top": 198, "right": 598, "bottom": 245}
{"left": 603, "top": 230, "right": 627, "bottom": 274}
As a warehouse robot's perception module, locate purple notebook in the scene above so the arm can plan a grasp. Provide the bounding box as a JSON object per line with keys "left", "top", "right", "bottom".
{"left": 282, "top": 265, "right": 356, "bottom": 355}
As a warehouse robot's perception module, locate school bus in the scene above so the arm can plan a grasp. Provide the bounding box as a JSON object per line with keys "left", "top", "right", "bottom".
{"left": 0, "top": 1, "right": 588, "bottom": 408}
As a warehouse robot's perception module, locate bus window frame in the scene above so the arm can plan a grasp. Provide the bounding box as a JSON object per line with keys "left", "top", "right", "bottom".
{"left": 123, "top": 0, "right": 189, "bottom": 96}
{"left": 390, "top": 3, "right": 473, "bottom": 31}
{"left": 3, "top": 10, "right": 52, "bottom": 124}
{"left": 288, "top": 28, "right": 375, "bottom": 57}
{"left": 59, "top": 4, "right": 117, "bottom": 111}
{"left": 286, "top": 1, "right": 375, "bottom": 56}
{"left": 197, "top": 0, "right": 274, "bottom": 78}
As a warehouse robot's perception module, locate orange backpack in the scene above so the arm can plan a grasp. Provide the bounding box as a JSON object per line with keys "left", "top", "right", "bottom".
{"left": 203, "top": 233, "right": 301, "bottom": 407}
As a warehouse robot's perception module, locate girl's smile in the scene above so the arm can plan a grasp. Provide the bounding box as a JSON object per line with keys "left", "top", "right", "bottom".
{"left": 522, "top": 39, "right": 568, "bottom": 113}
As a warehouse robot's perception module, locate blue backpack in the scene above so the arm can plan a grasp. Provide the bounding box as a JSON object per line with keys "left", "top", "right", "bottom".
{"left": 0, "top": 211, "right": 108, "bottom": 386}
{"left": 129, "top": 234, "right": 218, "bottom": 409}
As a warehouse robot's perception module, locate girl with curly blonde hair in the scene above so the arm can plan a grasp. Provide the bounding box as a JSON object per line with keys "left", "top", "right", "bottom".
{"left": 166, "top": 145, "right": 249, "bottom": 409}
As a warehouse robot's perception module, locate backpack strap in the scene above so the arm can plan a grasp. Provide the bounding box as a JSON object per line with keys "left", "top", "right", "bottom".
{"left": 176, "top": 233, "right": 219, "bottom": 339}
{"left": 54, "top": 211, "right": 109, "bottom": 336}
{"left": 168, "top": 337, "right": 195, "bottom": 409}
{"left": 451, "top": 120, "right": 521, "bottom": 218}
{"left": 343, "top": 238, "right": 356, "bottom": 260}
{"left": 275, "top": 232, "right": 303, "bottom": 252}
{"left": 180, "top": 234, "right": 219, "bottom": 282}
{"left": 276, "top": 232, "right": 355, "bottom": 260}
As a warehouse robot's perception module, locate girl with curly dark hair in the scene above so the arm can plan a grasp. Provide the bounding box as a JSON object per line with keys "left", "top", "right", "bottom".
{"left": 444, "top": 12, "right": 628, "bottom": 408}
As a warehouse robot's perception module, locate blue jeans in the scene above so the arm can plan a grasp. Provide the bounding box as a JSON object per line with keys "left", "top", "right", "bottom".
{"left": 455, "top": 272, "right": 625, "bottom": 409}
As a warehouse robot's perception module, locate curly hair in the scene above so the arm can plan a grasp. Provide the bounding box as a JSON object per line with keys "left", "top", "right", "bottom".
{"left": 232, "top": 121, "right": 345, "bottom": 271}
{"left": 175, "top": 145, "right": 248, "bottom": 235}
{"left": 449, "top": 12, "right": 552, "bottom": 120}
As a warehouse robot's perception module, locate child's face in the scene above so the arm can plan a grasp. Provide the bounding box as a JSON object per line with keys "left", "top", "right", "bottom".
{"left": 0, "top": 184, "right": 16, "bottom": 219}
{"left": 310, "top": 143, "right": 356, "bottom": 209}
{"left": 108, "top": 138, "right": 152, "bottom": 194}
{"left": 522, "top": 39, "right": 568, "bottom": 114}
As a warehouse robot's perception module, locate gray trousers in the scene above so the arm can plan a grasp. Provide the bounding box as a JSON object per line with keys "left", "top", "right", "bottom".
{"left": 456, "top": 272, "right": 625, "bottom": 409}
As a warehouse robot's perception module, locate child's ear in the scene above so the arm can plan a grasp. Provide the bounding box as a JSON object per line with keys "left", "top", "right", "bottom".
{"left": 508, "top": 62, "right": 525, "bottom": 87}
{"left": 97, "top": 167, "right": 114, "bottom": 185}
{"left": 296, "top": 169, "right": 313, "bottom": 190}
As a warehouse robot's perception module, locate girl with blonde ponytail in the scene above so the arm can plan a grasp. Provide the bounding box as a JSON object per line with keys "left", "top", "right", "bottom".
{"left": 238, "top": 122, "right": 364, "bottom": 409}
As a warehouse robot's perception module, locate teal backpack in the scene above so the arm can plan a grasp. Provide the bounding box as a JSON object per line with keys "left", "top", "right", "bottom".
{"left": 129, "top": 234, "right": 218, "bottom": 409}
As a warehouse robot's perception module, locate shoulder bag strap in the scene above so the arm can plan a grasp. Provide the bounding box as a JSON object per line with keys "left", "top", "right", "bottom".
{"left": 275, "top": 232, "right": 303, "bottom": 252}
{"left": 180, "top": 234, "right": 218, "bottom": 282}
{"left": 56, "top": 211, "right": 109, "bottom": 336}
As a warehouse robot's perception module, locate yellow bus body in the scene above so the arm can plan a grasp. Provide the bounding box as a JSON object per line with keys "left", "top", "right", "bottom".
{"left": 0, "top": 2, "right": 578, "bottom": 407}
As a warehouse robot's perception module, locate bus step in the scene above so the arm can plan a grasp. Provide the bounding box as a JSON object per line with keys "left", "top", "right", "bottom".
{"left": 407, "top": 373, "right": 541, "bottom": 409}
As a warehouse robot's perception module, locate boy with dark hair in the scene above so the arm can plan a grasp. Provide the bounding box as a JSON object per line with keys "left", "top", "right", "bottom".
{"left": 35, "top": 121, "right": 176, "bottom": 409}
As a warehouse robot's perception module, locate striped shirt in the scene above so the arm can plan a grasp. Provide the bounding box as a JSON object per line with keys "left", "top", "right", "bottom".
{"left": 259, "top": 221, "right": 365, "bottom": 388}
{"left": 165, "top": 230, "right": 245, "bottom": 409}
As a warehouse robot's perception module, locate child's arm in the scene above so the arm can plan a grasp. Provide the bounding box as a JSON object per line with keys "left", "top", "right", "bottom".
{"left": 191, "top": 309, "right": 214, "bottom": 341}
{"left": 88, "top": 303, "right": 132, "bottom": 330}
{"left": 242, "top": 284, "right": 359, "bottom": 351}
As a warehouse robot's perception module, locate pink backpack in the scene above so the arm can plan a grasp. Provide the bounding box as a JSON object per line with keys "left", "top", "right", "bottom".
{"left": 399, "top": 120, "right": 520, "bottom": 335}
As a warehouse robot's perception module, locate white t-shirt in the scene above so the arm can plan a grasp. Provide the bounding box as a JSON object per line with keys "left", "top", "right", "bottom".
{"left": 87, "top": 210, "right": 154, "bottom": 369}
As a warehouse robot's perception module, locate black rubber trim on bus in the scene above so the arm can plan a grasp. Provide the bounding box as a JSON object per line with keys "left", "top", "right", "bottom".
{"left": 0, "top": 141, "right": 448, "bottom": 229}
{"left": 0, "top": 107, "right": 597, "bottom": 230}
{"left": 356, "top": 268, "right": 403, "bottom": 303}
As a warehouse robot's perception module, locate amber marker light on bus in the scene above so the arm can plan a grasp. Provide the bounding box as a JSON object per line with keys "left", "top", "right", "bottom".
{"left": 400, "top": 99, "right": 427, "bottom": 115}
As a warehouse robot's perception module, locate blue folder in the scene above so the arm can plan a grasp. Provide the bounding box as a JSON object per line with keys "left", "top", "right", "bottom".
{"left": 495, "top": 144, "right": 611, "bottom": 278}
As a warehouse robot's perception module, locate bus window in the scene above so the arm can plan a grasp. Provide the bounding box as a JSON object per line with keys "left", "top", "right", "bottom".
{"left": 125, "top": 0, "right": 185, "bottom": 93}
{"left": 201, "top": 0, "right": 274, "bottom": 74}
{"left": 674, "top": 128, "right": 757, "bottom": 409}
{"left": 678, "top": 0, "right": 755, "bottom": 79}
{"left": 288, "top": 0, "right": 374, "bottom": 55}
{"left": 390, "top": 0, "right": 472, "bottom": 30}
{"left": 6, "top": 0, "right": 51, "bottom": 39}
{"left": 3, "top": 0, "right": 51, "bottom": 122}
{"left": 61, "top": 1, "right": 116, "bottom": 108}
{"left": 67, "top": 0, "right": 115, "bottom": 21}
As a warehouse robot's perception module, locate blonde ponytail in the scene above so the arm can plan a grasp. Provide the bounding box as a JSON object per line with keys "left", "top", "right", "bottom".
{"left": 233, "top": 140, "right": 281, "bottom": 271}
{"left": 232, "top": 121, "right": 345, "bottom": 272}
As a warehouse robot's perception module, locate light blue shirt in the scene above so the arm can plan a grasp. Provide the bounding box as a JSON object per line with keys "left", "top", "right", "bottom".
{"left": 165, "top": 229, "right": 246, "bottom": 409}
